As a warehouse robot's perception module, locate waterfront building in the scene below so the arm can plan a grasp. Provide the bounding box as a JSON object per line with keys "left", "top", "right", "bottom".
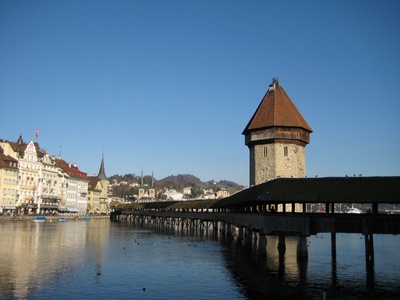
{"left": 54, "top": 158, "right": 88, "bottom": 215}
{"left": 0, "top": 146, "right": 19, "bottom": 214}
{"left": 0, "top": 134, "right": 93, "bottom": 215}
{"left": 87, "top": 176, "right": 102, "bottom": 214}
{"left": 97, "top": 154, "right": 109, "bottom": 213}
{"left": 12, "top": 138, "right": 42, "bottom": 214}
{"left": 87, "top": 155, "right": 110, "bottom": 214}
{"left": 243, "top": 78, "right": 313, "bottom": 186}
{"left": 38, "top": 153, "right": 62, "bottom": 214}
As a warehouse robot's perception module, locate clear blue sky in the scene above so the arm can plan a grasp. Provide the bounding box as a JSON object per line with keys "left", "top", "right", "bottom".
{"left": 1, "top": 0, "right": 399, "bottom": 186}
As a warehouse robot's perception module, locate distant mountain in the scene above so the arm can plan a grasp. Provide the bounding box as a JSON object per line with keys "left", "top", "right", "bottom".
{"left": 109, "top": 173, "right": 245, "bottom": 195}
{"left": 155, "top": 174, "right": 245, "bottom": 192}
{"left": 156, "top": 174, "right": 203, "bottom": 190}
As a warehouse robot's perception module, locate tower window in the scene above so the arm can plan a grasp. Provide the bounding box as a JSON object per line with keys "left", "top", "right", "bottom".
{"left": 264, "top": 147, "right": 267, "bottom": 157}
{"left": 284, "top": 146, "right": 288, "bottom": 157}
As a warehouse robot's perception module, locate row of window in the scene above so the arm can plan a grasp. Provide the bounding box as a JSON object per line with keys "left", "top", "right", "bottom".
{"left": 263, "top": 146, "right": 290, "bottom": 157}
{"left": 2, "top": 188, "right": 17, "bottom": 196}
{"left": 2, "top": 178, "right": 17, "bottom": 185}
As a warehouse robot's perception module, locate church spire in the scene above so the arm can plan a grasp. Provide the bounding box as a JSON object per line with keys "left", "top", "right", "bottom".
{"left": 98, "top": 152, "right": 107, "bottom": 181}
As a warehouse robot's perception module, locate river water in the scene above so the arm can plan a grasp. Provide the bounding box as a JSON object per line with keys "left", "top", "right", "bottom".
{"left": 0, "top": 218, "right": 399, "bottom": 299}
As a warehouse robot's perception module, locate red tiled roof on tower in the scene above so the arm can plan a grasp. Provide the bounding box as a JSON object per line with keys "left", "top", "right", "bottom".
{"left": 243, "top": 78, "right": 312, "bottom": 134}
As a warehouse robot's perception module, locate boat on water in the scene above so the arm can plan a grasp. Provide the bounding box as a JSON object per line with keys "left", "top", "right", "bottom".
{"left": 83, "top": 215, "right": 91, "bottom": 221}
{"left": 58, "top": 217, "right": 68, "bottom": 222}
{"left": 33, "top": 216, "right": 47, "bottom": 222}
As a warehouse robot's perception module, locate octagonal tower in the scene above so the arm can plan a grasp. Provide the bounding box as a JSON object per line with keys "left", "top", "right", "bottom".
{"left": 243, "top": 78, "right": 313, "bottom": 186}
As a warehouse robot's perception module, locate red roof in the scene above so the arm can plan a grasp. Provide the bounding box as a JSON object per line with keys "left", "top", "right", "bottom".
{"left": 54, "top": 158, "right": 87, "bottom": 179}
{"left": 243, "top": 79, "right": 312, "bottom": 134}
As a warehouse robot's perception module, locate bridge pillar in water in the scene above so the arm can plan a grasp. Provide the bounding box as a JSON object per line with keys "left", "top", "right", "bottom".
{"left": 213, "top": 221, "right": 218, "bottom": 234}
{"left": 331, "top": 233, "right": 337, "bottom": 262}
{"left": 220, "top": 222, "right": 226, "bottom": 234}
{"left": 278, "top": 235, "right": 286, "bottom": 252}
{"left": 365, "top": 233, "right": 374, "bottom": 264}
{"left": 237, "top": 226, "right": 244, "bottom": 242}
{"left": 258, "top": 233, "right": 266, "bottom": 254}
{"left": 226, "top": 222, "right": 232, "bottom": 237}
{"left": 244, "top": 227, "right": 252, "bottom": 247}
{"left": 297, "top": 236, "right": 308, "bottom": 258}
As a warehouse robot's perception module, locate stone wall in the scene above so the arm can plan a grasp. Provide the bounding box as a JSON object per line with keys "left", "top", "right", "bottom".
{"left": 250, "top": 143, "right": 306, "bottom": 186}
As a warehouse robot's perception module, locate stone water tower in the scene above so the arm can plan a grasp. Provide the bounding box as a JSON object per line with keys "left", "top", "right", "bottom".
{"left": 243, "top": 78, "right": 312, "bottom": 186}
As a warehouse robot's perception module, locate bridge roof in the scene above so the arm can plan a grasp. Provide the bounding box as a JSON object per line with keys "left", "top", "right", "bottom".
{"left": 116, "top": 199, "right": 218, "bottom": 210}
{"left": 214, "top": 177, "right": 400, "bottom": 207}
{"left": 115, "top": 177, "right": 400, "bottom": 211}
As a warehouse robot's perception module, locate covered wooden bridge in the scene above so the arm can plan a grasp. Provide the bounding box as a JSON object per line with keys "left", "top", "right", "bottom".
{"left": 110, "top": 177, "right": 400, "bottom": 261}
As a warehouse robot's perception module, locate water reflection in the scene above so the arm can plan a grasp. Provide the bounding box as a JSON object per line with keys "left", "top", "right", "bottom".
{"left": 216, "top": 231, "right": 400, "bottom": 299}
{"left": 0, "top": 220, "right": 109, "bottom": 299}
{"left": 1, "top": 220, "right": 399, "bottom": 299}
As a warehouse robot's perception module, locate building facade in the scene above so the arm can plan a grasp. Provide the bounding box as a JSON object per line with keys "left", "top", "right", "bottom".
{"left": 0, "top": 135, "right": 89, "bottom": 215}
{"left": 54, "top": 158, "right": 89, "bottom": 215}
{"left": 87, "top": 155, "right": 110, "bottom": 214}
{"left": 243, "top": 79, "right": 313, "bottom": 186}
{"left": 0, "top": 147, "right": 19, "bottom": 214}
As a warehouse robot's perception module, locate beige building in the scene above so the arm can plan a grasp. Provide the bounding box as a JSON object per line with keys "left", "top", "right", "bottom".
{"left": 7, "top": 137, "right": 43, "bottom": 214}
{"left": 39, "top": 153, "right": 62, "bottom": 214}
{"left": 243, "top": 78, "right": 313, "bottom": 186}
{"left": 0, "top": 146, "right": 19, "bottom": 213}
{"left": 1, "top": 134, "right": 94, "bottom": 215}
{"left": 217, "top": 189, "right": 230, "bottom": 199}
{"left": 87, "top": 176, "right": 102, "bottom": 214}
{"left": 87, "top": 155, "right": 109, "bottom": 214}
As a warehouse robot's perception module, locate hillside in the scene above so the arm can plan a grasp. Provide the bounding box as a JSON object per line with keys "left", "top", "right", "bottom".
{"left": 109, "top": 173, "right": 245, "bottom": 198}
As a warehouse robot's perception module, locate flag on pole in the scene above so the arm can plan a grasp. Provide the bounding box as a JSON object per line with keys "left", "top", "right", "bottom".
{"left": 35, "top": 128, "right": 39, "bottom": 138}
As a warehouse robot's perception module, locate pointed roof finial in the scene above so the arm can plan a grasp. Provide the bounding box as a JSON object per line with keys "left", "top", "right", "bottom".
{"left": 98, "top": 151, "right": 107, "bottom": 180}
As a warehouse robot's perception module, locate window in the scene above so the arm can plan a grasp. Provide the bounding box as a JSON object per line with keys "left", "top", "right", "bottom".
{"left": 284, "top": 146, "right": 288, "bottom": 157}
{"left": 264, "top": 147, "right": 268, "bottom": 157}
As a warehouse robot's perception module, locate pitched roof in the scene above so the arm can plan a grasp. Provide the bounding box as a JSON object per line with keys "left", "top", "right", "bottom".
{"left": 0, "top": 147, "right": 19, "bottom": 169}
{"left": 214, "top": 177, "right": 400, "bottom": 207}
{"left": 98, "top": 155, "right": 107, "bottom": 181}
{"left": 87, "top": 176, "right": 102, "bottom": 191}
{"left": 243, "top": 79, "right": 312, "bottom": 134}
{"left": 54, "top": 158, "right": 88, "bottom": 179}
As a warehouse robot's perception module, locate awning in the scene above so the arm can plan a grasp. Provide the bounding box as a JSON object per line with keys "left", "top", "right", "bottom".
{"left": 41, "top": 204, "right": 59, "bottom": 209}
{"left": 67, "top": 208, "right": 79, "bottom": 213}
{"left": 58, "top": 207, "right": 68, "bottom": 212}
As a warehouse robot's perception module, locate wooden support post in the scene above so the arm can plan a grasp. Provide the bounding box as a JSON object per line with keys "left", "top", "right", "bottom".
{"left": 258, "top": 233, "right": 266, "bottom": 254}
{"left": 331, "top": 232, "right": 336, "bottom": 262}
{"left": 226, "top": 222, "right": 232, "bottom": 237}
{"left": 220, "top": 222, "right": 226, "bottom": 234}
{"left": 297, "top": 235, "right": 308, "bottom": 258}
{"left": 237, "top": 226, "right": 244, "bottom": 241}
{"left": 365, "top": 233, "right": 374, "bottom": 264}
{"left": 372, "top": 203, "right": 378, "bottom": 215}
{"left": 213, "top": 221, "right": 218, "bottom": 234}
{"left": 244, "top": 227, "right": 252, "bottom": 247}
{"left": 278, "top": 235, "right": 286, "bottom": 251}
